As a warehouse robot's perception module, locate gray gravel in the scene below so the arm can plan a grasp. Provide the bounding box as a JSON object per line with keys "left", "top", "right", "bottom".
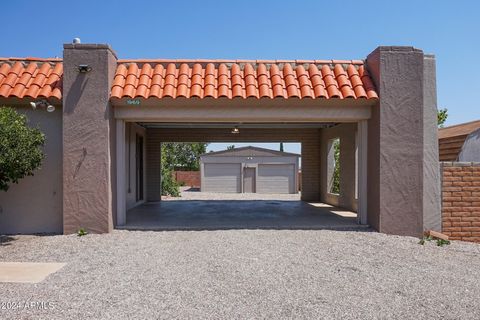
{"left": 1, "top": 230, "right": 480, "bottom": 319}
{"left": 163, "top": 186, "right": 302, "bottom": 201}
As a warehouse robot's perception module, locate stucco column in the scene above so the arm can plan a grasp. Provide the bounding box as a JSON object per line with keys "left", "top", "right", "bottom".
{"left": 62, "top": 43, "right": 118, "bottom": 234}
{"left": 366, "top": 46, "right": 441, "bottom": 236}
{"left": 301, "top": 131, "right": 321, "bottom": 201}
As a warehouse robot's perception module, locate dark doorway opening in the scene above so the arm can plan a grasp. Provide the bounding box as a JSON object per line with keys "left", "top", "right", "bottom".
{"left": 136, "top": 134, "right": 144, "bottom": 201}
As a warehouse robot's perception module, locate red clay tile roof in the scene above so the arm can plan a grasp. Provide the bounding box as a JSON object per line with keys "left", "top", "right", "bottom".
{"left": 0, "top": 58, "right": 380, "bottom": 102}
{"left": 111, "top": 59, "right": 378, "bottom": 100}
{"left": 0, "top": 58, "right": 63, "bottom": 100}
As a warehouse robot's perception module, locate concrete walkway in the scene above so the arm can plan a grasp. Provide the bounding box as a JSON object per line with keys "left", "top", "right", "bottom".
{"left": 0, "top": 262, "right": 66, "bottom": 283}
{"left": 123, "top": 199, "right": 363, "bottom": 231}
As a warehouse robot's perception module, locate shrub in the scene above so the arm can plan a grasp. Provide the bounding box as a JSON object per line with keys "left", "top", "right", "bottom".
{"left": 161, "top": 166, "right": 180, "bottom": 197}
{"left": 0, "top": 107, "right": 45, "bottom": 191}
{"left": 77, "top": 228, "right": 88, "bottom": 237}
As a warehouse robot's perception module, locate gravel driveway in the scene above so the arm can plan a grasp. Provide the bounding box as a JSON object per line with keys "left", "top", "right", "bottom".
{"left": 1, "top": 230, "right": 480, "bottom": 319}
{"left": 162, "top": 186, "right": 302, "bottom": 201}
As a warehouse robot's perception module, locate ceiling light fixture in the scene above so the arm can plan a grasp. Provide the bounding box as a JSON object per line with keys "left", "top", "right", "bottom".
{"left": 231, "top": 126, "right": 240, "bottom": 134}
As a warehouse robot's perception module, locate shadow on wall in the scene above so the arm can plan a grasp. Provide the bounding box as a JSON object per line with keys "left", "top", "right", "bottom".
{"left": 64, "top": 74, "right": 88, "bottom": 114}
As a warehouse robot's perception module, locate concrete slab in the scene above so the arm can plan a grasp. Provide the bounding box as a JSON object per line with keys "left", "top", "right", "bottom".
{"left": 122, "top": 200, "right": 366, "bottom": 231}
{"left": 0, "top": 262, "right": 66, "bottom": 283}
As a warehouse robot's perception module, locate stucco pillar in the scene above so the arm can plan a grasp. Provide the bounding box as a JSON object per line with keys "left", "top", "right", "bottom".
{"left": 366, "top": 46, "right": 441, "bottom": 236}
{"left": 301, "top": 131, "right": 321, "bottom": 201}
{"left": 62, "top": 43, "right": 118, "bottom": 234}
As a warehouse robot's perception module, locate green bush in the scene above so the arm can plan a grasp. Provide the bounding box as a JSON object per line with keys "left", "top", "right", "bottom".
{"left": 161, "top": 144, "right": 180, "bottom": 197}
{"left": 0, "top": 107, "right": 45, "bottom": 191}
{"left": 161, "top": 166, "right": 180, "bottom": 197}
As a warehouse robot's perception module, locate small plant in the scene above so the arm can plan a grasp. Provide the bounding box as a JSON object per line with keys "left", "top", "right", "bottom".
{"left": 418, "top": 235, "right": 433, "bottom": 245}
{"left": 436, "top": 239, "right": 451, "bottom": 247}
{"left": 77, "top": 228, "right": 88, "bottom": 237}
{"left": 418, "top": 235, "right": 451, "bottom": 247}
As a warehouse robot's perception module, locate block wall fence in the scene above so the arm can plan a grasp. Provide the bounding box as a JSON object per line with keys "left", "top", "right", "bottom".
{"left": 441, "top": 162, "right": 480, "bottom": 243}
{"left": 173, "top": 171, "right": 201, "bottom": 188}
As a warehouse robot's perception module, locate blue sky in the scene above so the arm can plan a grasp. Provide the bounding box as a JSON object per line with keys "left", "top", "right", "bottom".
{"left": 2, "top": 0, "right": 479, "bottom": 153}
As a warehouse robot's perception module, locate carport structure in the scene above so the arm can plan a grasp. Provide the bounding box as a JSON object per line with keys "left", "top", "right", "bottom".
{"left": 60, "top": 43, "right": 441, "bottom": 237}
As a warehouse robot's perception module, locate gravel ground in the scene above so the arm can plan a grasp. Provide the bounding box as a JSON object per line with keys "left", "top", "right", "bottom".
{"left": 162, "top": 186, "right": 301, "bottom": 201}
{"left": 1, "top": 230, "right": 480, "bottom": 319}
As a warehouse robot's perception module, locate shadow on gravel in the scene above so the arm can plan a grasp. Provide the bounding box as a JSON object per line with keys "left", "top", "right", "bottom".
{"left": 0, "top": 233, "right": 60, "bottom": 246}
{"left": 0, "top": 235, "right": 16, "bottom": 246}
{"left": 184, "top": 187, "right": 200, "bottom": 192}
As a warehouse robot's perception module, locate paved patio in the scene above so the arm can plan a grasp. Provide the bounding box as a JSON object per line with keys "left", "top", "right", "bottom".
{"left": 123, "top": 189, "right": 360, "bottom": 231}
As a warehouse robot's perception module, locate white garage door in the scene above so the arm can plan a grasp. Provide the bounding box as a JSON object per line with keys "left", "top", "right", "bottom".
{"left": 257, "top": 164, "right": 295, "bottom": 194}
{"left": 203, "top": 163, "right": 241, "bottom": 193}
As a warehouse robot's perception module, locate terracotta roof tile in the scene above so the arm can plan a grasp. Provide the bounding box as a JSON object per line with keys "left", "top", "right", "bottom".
{"left": 0, "top": 58, "right": 63, "bottom": 100}
{"left": 111, "top": 60, "right": 378, "bottom": 100}
{"left": 0, "top": 57, "right": 379, "bottom": 102}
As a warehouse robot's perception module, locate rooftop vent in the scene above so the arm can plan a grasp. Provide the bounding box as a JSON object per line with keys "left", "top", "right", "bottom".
{"left": 73, "top": 38, "right": 81, "bottom": 44}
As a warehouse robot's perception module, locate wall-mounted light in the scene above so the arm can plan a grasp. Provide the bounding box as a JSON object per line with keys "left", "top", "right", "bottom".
{"left": 77, "top": 64, "right": 92, "bottom": 73}
{"left": 30, "top": 100, "right": 55, "bottom": 112}
{"left": 231, "top": 126, "right": 240, "bottom": 134}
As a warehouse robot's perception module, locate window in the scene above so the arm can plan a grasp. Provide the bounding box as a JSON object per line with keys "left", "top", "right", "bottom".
{"left": 327, "top": 138, "right": 340, "bottom": 195}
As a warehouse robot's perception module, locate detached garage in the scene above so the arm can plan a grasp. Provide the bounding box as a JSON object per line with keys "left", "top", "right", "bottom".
{"left": 200, "top": 146, "right": 300, "bottom": 194}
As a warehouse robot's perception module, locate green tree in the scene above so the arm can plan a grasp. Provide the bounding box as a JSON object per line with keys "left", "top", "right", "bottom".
{"left": 227, "top": 145, "right": 235, "bottom": 150}
{"left": 437, "top": 108, "right": 448, "bottom": 127}
{"left": 168, "top": 142, "right": 207, "bottom": 171}
{"left": 160, "top": 142, "right": 208, "bottom": 196}
{"left": 0, "top": 107, "right": 45, "bottom": 191}
{"left": 161, "top": 144, "right": 180, "bottom": 197}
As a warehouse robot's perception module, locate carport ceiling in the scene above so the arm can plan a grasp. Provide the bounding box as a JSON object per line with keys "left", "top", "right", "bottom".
{"left": 137, "top": 122, "right": 337, "bottom": 129}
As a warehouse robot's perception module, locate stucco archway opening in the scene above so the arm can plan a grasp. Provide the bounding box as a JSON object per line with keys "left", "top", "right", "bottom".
{"left": 115, "top": 121, "right": 366, "bottom": 231}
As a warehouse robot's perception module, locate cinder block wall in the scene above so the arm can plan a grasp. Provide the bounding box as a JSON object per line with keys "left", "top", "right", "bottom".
{"left": 174, "top": 171, "right": 201, "bottom": 188}
{"left": 441, "top": 162, "right": 480, "bottom": 242}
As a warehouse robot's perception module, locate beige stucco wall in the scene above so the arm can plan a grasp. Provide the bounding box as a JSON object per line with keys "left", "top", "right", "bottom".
{"left": 366, "top": 47, "right": 441, "bottom": 236}
{"left": 125, "top": 122, "right": 146, "bottom": 210}
{"left": 62, "top": 44, "right": 117, "bottom": 234}
{"left": 0, "top": 106, "right": 63, "bottom": 234}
